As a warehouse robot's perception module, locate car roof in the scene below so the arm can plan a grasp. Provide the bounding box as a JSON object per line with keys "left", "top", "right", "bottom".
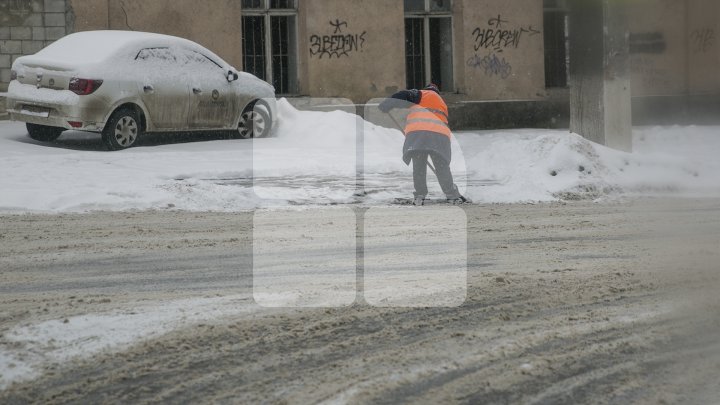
{"left": 25, "top": 30, "right": 224, "bottom": 68}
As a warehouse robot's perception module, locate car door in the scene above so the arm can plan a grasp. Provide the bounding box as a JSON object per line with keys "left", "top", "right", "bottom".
{"left": 183, "top": 50, "right": 239, "bottom": 130}
{"left": 135, "top": 48, "right": 191, "bottom": 131}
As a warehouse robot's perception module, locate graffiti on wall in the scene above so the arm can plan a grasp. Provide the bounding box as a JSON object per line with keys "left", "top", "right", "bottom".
{"left": 310, "top": 19, "right": 367, "bottom": 59}
{"left": 466, "top": 15, "right": 539, "bottom": 79}
{"left": 471, "top": 15, "right": 541, "bottom": 53}
{"left": 690, "top": 28, "right": 715, "bottom": 54}
{"left": 467, "top": 53, "right": 512, "bottom": 79}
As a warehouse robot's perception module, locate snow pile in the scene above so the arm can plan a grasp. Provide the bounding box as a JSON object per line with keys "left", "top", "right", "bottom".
{"left": 459, "top": 127, "right": 718, "bottom": 203}
{"left": 0, "top": 99, "right": 718, "bottom": 213}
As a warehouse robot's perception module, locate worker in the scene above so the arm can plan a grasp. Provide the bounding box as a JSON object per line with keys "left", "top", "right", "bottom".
{"left": 379, "top": 83, "right": 470, "bottom": 206}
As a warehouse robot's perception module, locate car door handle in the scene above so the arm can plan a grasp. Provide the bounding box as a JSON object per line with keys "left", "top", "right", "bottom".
{"left": 143, "top": 85, "right": 154, "bottom": 93}
{"left": 193, "top": 88, "right": 202, "bottom": 95}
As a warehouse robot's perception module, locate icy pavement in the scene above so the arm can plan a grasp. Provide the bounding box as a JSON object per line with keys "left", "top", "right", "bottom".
{"left": 0, "top": 99, "right": 718, "bottom": 213}
{"left": 0, "top": 295, "right": 259, "bottom": 390}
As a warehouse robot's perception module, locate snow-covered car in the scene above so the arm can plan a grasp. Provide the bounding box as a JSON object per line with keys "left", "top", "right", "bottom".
{"left": 6, "top": 30, "right": 277, "bottom": 150}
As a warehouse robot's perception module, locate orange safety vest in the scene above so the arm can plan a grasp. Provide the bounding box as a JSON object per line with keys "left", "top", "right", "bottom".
{"left": 404, "top": 90, "right": 452, "bottom": 139}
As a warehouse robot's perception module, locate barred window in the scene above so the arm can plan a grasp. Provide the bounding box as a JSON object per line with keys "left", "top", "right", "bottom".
{"left": 543, "top": 0, "right": 569, "bottom": 88}
{"left": 404, "top": 0, "right": 454, "bottom": 91}
{"left": 242, "top": 0, "right": 298, "bottom": 94}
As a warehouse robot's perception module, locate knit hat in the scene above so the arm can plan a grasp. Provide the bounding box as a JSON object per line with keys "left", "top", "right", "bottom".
{"left": 424, "top": 83, "right": 440, "bottom": 93}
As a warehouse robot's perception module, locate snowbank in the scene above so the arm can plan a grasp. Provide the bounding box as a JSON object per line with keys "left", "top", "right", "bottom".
{"left": 0, "top": 99, "right": 718, "bottom": 213}
{"left": 459, "top": 127, "right": 719, "bottom": 203}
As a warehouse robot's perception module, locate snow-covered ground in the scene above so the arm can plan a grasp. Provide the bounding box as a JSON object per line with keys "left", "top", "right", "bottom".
{"left": 0, "top": 99, "right": 718, "bottom": 213}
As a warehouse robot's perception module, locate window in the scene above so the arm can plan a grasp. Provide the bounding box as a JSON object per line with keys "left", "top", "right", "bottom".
{"left": 136, "top": 48, "right": 177, "bottom": 63}
{"left": 404, "top": 0, "right": 454, "bottom": 91}
{"left": 184, "top": 50, "right": 223, "bottom": 70}
{"left": 136, "top": 48, "right": 222, "bottom": 70}
{"left": 242, "top": 0, "right": 298, "bottom": 94}
{"left": 543, "top": 0, "right": 569, "bottom": 88}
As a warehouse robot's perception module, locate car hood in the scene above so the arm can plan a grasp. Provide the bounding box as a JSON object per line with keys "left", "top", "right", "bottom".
{"left": 238, "top": 72, "right": 276, "bottom": 98}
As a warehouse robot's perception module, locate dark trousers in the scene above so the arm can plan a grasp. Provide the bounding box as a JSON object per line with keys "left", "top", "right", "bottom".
{"left": 411, "top": 152, "right": 460, "bottom": 199}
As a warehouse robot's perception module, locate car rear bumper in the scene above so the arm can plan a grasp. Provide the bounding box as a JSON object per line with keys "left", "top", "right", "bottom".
{"left": 5, "top": 82, "right": 108, "bottom": 132}
{"left": 7, "top": 108, "right": 106, "bottom": 132}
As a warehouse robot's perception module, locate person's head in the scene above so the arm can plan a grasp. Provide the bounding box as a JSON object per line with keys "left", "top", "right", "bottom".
{"left": 424, "top": 83, "right": 440, "bottom": 93}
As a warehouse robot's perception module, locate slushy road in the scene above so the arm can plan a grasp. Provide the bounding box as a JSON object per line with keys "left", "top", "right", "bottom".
{"left": 1, "top": 200, "right": 719, "bottom": 404}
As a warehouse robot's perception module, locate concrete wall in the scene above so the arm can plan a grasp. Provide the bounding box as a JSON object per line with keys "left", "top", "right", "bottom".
{"left": 68, "top": 0, "right": 242, "bottom": 67}
{"left": 458, "top": 0, "right": 545, "bottom": 101}
{"left": 628, "top": 0, "right": 687, "bottom": 96}
{"left": 629, "top": 0, "right": 720, "bottom": 97}
{"left": 687, "top": 0, "right": 720, "bottom": 94}
{"left": 105, "top": 0, "right": 243, "bottom": 67}
{"left": 68, "top": 0, "right": 108, "bottom": 31}
{"left": 0, "top": 0, "right": 70, "bottom": 92}
{"left": 299, "top": 0, "right": 405, "bottom": 102}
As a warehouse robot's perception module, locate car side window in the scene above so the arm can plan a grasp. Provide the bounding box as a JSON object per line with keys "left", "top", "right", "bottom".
{"left": 182, "top": 50, "right": 223, "bottom": 71}
{"left": 135, "top": 48, "right": 179, "bottom": 64}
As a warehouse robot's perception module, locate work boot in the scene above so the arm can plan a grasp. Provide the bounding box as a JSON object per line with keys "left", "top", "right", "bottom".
{"left": 448, "top": 196, "right": 471, "bottom": 205}
{"left": 413, "top": 197, "right": 425, "bottom": 206}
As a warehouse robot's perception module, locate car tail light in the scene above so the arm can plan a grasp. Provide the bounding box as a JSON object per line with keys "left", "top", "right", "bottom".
{"left": 68, "top": 121, "right": 83, "bottom": 128}
{"left": 69, "top": 78, "right": 103, "bottom": 95}
{"left": 11, "top": 70, "right": 17, "bottom": 81}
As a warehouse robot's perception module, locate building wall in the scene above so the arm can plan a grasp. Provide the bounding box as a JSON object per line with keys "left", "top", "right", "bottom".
{"left": 629, "top": 0, "right": 720, "bottom": 97}
{"left": 687, "top": 0, "right": 720, "bottom": 94}
{"left": 299, "top": 0, "right": 405, "bottom": 102}
{"left": 0, "top": 0, "right": 70, "bottom": 92}
{"left": 68, "top": 0, "right": 107, "bottom": 31}
{"left": 107, "top": 0, "right": 243, "bottom": 67}
{"left": 628, "top": 0, "right": 688, "bottom": 96}
{"left": 458, "top": 0, "right": 546, "bottom": 101}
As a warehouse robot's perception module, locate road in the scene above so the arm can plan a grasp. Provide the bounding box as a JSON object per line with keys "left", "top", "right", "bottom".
{"left": 1, "top": 199, "right": 719, "bottom": 404}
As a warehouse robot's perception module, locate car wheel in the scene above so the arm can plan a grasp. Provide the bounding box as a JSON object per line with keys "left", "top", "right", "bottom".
{"left": 27, "top": 123, "right": 64, "bottom": 142}
{"left": 235, "top": 102, "right": 271, "bottom": 139}
{"left": 102, "top": 108, "right": 142, "bottom": 151}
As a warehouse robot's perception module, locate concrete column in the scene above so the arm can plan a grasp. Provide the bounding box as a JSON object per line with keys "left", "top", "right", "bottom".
{"left": 569, "top": 0, "right": 632, "bottom": 152}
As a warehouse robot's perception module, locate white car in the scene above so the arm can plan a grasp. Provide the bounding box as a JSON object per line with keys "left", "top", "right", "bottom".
{"left": 6, "top": 31, "right": 277, "bottom": 150}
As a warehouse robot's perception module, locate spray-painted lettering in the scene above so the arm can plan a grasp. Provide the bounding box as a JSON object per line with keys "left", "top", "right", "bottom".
{"left": 467, "top": 53, "right": 513, "bottom": 79}
{"left": 472, "top": 15, "right": 541, "bottom": 53}
{"left": 310, "top": 20, "right": 367, "bottom": 59}
{"left": 691, "top": 28, "right": 715, "bottom": 53}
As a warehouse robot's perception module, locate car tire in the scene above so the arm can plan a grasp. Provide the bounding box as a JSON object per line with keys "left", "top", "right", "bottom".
{"left": 102, "top": 108, "right": 142, "bottom": 151}
{"left": 234, "top": 102, "right": 272, "bottom": 139}
{"left": 27, "top": 123, "right": 64, "bottom": 143}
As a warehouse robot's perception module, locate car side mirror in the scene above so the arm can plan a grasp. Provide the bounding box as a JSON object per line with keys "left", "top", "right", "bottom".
{"left": 227, "top": 70, "right": 239, "bottom": 82}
